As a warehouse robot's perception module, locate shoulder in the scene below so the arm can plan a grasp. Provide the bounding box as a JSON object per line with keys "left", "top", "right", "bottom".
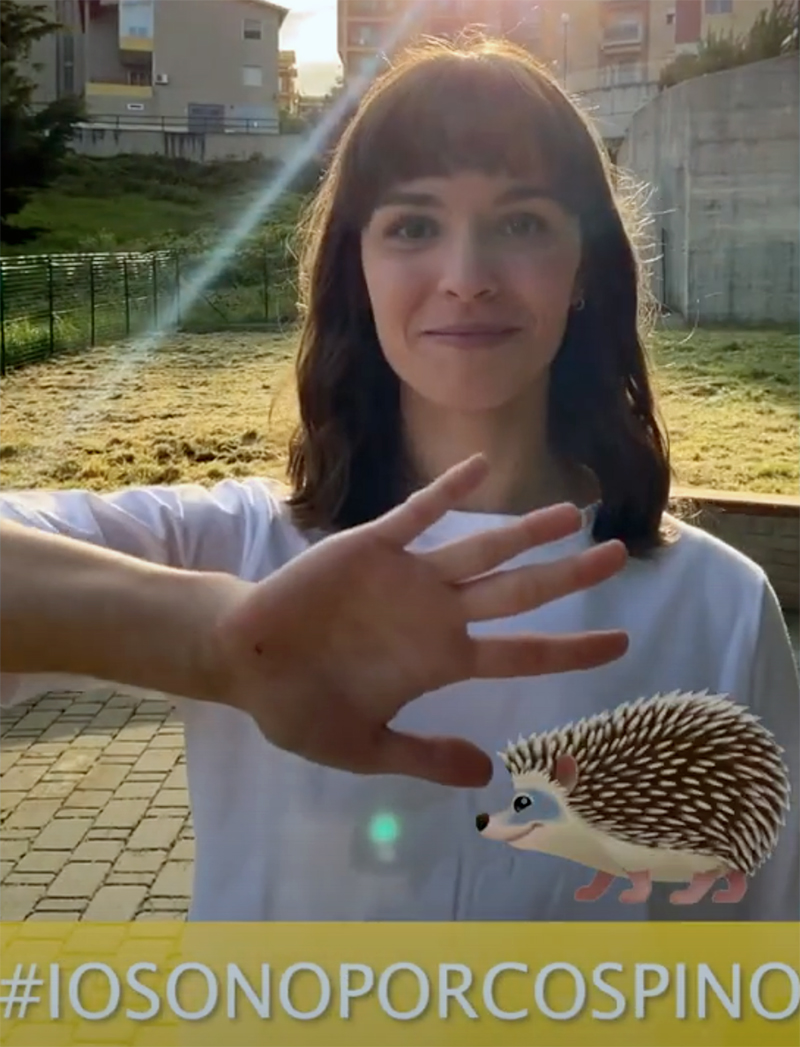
{"left": 620, "top": 514, "right": 797, "bottom": 705}
{"left": 0, "top": 475, "right": 315, "bottom": 580}
{"left": 619, "top": 511, "right": 772, "bottom": 647}
{"left": 649, "top": 511, "right": 769, "bottom": 595}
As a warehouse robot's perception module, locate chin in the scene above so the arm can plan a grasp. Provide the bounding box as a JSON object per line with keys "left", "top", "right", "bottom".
{"left": 408, "top": 378, "right": 534, "bottom": 414}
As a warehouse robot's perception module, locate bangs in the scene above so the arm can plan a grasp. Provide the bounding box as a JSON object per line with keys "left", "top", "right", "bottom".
{"left": 341, "top": 50, "right": 590, "bottom": 226}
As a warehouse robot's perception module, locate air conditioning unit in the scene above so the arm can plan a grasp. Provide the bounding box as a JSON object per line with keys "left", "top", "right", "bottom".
{"left": 155, "top": 73, "right": 169, "bottom": 85}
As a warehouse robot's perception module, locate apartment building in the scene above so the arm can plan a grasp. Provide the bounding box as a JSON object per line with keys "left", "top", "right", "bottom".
{"left": 31, "top": 0, "right": 288, "bottom": 132}
{"left": 336, "top": 0, "right": 776, "bottom": 137}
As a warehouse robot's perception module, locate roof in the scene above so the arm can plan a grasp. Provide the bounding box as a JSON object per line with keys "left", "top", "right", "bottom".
{"left": 244, "top": 0, "right": 289, "bottom": 26}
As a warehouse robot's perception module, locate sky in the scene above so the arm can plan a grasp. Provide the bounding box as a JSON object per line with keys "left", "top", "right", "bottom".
{"left": 278, "top": 0, "right": 342, "bottom": 95}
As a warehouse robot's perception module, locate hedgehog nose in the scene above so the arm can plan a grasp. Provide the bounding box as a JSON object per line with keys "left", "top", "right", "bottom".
{"left": 476, "top": 813, "right": 489, "bottom": 832}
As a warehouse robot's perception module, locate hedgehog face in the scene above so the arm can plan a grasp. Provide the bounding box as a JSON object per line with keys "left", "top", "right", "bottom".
{"left": 476, "top": 772, "right": 569, "bottom": 849}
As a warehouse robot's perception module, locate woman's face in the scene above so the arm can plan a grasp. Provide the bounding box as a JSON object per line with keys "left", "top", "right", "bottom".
{"left": 360, "top": 169, "right": 583, "bottom": 413}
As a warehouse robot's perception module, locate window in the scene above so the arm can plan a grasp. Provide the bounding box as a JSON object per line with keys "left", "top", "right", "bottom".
{"left": 243, "top": 18, "right": 262, "bottom": 40}
{"left": 242, "top": 65, "right": 263, "bottom": 87}
{"left": 119, "top": 0, "right": 154, "bottom": 39}
{"left": 127, "top": 67, "right": 152, "bottom": 86}
{"left": 349, "top": 22, "right": 383, "bottom": 46}
{"left": 666, "top": 10, "right": 675, "bottom": 24}
{"left": 603, "top": 16, "right": 644, "bottom": 45}
{"left": 705, "top": 0, "right": 733, "bottom": 12}
{"left": 188, "top": 102, "right": 225, "bottom": 134}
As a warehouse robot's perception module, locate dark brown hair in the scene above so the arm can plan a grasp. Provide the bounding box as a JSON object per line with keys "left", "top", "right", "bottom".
{"left": 286, "top": 34, "right": 673, "bottom": 556}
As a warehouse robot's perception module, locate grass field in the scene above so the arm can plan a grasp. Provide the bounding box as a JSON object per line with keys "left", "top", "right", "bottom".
{"left": 2, "top": 154, "right": 309, "bottom": 256}
{"left": 0, "top": 327, "right": 797, "bottom": 497}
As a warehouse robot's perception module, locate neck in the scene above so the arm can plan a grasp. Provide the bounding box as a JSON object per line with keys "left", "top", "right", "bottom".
{"left": 399, "top": 386, "right": 598, "bottom": 516}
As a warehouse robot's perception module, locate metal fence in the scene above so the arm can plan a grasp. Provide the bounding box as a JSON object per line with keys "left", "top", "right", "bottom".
{"left": 76, "top": 112, "right": 282, "bottom": 134}
{"left": 0, "top": 247, "right": 298, "bottom": 375}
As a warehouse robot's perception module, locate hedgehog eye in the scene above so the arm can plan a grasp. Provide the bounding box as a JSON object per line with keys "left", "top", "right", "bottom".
{"left": 513, "top": 795, "right": 532, "bottom": 813}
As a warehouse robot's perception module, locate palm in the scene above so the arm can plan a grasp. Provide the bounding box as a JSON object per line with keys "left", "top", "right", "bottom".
{"left": 217, "top": 456, "right": 629, "bottom": 787}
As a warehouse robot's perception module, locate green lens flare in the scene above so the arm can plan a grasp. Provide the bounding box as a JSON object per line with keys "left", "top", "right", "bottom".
{"left": 369, "top": 812, "right": 400, "bottom": 845}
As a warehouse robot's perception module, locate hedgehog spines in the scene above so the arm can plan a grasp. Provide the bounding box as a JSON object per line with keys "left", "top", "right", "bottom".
{"left": 499, "top": 691, "right": 791, "bottom": 876}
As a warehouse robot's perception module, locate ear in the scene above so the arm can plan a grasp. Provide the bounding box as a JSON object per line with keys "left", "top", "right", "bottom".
{"left": 570, "top": 269, "right": 586, "bottom": 312}
{"left": 554, "top": 754, "right": 578, "bottom": 794}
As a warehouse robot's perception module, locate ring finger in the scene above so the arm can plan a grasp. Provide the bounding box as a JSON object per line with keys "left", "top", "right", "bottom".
{"left": 457, "top": 539, "right": 628, "bottom": 621}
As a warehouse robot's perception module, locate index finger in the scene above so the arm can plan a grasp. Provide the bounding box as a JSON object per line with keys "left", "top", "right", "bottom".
{"left": 371, "top": 454, "right": 490, "bottom": 547}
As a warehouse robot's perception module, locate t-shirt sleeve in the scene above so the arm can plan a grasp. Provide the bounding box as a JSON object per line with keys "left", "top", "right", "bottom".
{"left": 736, "top": 577, "right": 800, "bottom": 922}
{"left": 0, "top": 478, "right": 286, "bottom": 708}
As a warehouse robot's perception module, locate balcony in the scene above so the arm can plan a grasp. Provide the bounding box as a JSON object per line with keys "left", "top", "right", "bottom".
{"left": 86, "top": 81, "right": 153, "bottom": 98}
{"left": 347, "top": 0, "right": 400, "bottom": 19}
{"left": 85, "top": 65, "right": 153, "bottom": 99}
{"left": 119, "top": 32, "right": 153, "bottom": 54}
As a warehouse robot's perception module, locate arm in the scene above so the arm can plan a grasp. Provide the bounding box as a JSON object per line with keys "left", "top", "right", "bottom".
{"left": 0, "top": 479, "right": 278, "bottom": 707}
{"left": 0, "top": 518, "right": 244, "bottom": 701}
{"left": 0, "top": 459, "right": 633, "bottom": 789}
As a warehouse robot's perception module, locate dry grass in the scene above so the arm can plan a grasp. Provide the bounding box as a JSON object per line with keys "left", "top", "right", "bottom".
{"left": 0, "top": 328, "right": 797, "bottom": 496}
{"left": 0, "top": 332, "right": 298, "bottom": 493}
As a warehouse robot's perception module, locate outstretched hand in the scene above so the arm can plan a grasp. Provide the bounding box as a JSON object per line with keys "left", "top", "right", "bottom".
{"left": 212, "top": 455, "right": 629, "bottom": 787}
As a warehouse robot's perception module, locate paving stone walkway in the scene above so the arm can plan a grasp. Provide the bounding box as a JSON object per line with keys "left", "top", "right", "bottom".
{"left": 0, "top": 687, "right": 193, "bottom": 922}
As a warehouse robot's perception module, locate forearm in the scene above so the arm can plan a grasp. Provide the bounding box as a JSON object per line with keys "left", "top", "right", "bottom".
{"left": 0, "top": 519, "right": 242, "bottom": 700}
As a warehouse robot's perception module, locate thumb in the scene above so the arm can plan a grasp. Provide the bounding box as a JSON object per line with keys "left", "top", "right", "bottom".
{"left": 373, "top": 728, "right": 494, "bottom": 788}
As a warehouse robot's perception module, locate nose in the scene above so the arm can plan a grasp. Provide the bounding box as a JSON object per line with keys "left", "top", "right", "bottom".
{"left": 475, "top": 813, "right": 489, "bottom": 832}
{"left": 440, "top": 234, "right": 497, "bottom": 301}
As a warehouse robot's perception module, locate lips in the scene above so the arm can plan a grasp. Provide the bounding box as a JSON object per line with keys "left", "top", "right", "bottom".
{"left": 420, "top": 324, "right": 522, "bottom": 349}
{"left": 424, "top": 325, "right": 520, "bottom": 337}
{"left": 505, "top": 821, "right": 542, "bottom": 842}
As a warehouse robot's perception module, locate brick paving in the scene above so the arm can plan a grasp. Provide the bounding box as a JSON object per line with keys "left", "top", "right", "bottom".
{"left": 1, "top": 614, "right": 797, "bottom": 922}
{"left": 0, "top": 687, "right": 193, "bottom": 921}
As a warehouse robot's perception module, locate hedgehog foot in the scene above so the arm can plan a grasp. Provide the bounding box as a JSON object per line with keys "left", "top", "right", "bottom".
{"left": 712, "top": 870, "right": 747, "bottom": 904}
{"left": 618, "top": 870, "right": 652, "bottom": 904}
{"left": 669, "top": 871, "right": 718, "bottom": 905}
{"left": 574, "top": 870, "right": 615, "bottom": 902}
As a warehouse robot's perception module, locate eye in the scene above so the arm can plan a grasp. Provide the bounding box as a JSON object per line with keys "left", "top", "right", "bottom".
{"left": 500, "top": 212, "right": 548, "bottom": 237}
{"left": 513, "top": 794, "right": 532, "bottom": 813}
{"left": 384, "top": 215, "right": 439, "bottom": 241}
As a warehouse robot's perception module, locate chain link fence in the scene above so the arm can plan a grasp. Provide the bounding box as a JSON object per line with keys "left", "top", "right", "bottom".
{"left": 0, "top": 246, "right": 298, "bottom": 375}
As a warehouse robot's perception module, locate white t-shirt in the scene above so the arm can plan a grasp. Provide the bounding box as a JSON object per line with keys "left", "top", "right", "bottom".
{"left": 1, "top": 478, "right": 798, "bottom": 922}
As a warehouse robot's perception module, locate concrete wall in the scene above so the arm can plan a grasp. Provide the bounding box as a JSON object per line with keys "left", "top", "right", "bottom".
{"left": 86, "top": 8, "right": 131, "bottom": 84}
{"left": 68, "top": 126, "right": 299, "bottom": 163}
{"left": 26, "top": 0, "right": 85, "bottom": 105}
{"left": 574, "top": 80, "right": 660, "bottom": 142}
{"left": 618, "top": 53, "right": 799, "bottom": 326}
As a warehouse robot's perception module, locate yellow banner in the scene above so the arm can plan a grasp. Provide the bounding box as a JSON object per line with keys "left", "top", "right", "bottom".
{"left": 1, "top": 922, "right": 798, "bottom": 1047}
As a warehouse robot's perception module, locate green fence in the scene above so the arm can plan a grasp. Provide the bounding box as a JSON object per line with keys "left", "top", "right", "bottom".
{"left": 0, "top": 246, "right": 298, "bottom": 375}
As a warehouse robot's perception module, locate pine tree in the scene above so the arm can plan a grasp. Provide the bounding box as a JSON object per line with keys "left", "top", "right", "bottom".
{"left": 1, "top": 0, "right": 85, "bottom": 245}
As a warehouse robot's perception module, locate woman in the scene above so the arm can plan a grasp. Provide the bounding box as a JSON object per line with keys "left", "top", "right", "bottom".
{"left": 2, "top": 38, "right": 797, "bottom": 923}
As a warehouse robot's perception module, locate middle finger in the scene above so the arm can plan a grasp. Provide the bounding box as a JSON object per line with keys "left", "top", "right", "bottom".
{"left": 419, "top": 502, "right": 583, "bottom": 583}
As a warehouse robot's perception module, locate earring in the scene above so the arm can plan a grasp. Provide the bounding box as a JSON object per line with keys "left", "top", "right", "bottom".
{"left": 573, "top": 297, "right": 586, "bottom": 312}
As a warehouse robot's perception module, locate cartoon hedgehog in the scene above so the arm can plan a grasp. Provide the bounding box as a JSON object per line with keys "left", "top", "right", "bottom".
{"left": 475, "top": 690, "right": 791, "bottom": 905}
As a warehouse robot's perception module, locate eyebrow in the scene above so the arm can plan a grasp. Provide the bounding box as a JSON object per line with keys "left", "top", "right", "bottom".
{"left": 376, "top": 185, "right": 559, "bottom": 209}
